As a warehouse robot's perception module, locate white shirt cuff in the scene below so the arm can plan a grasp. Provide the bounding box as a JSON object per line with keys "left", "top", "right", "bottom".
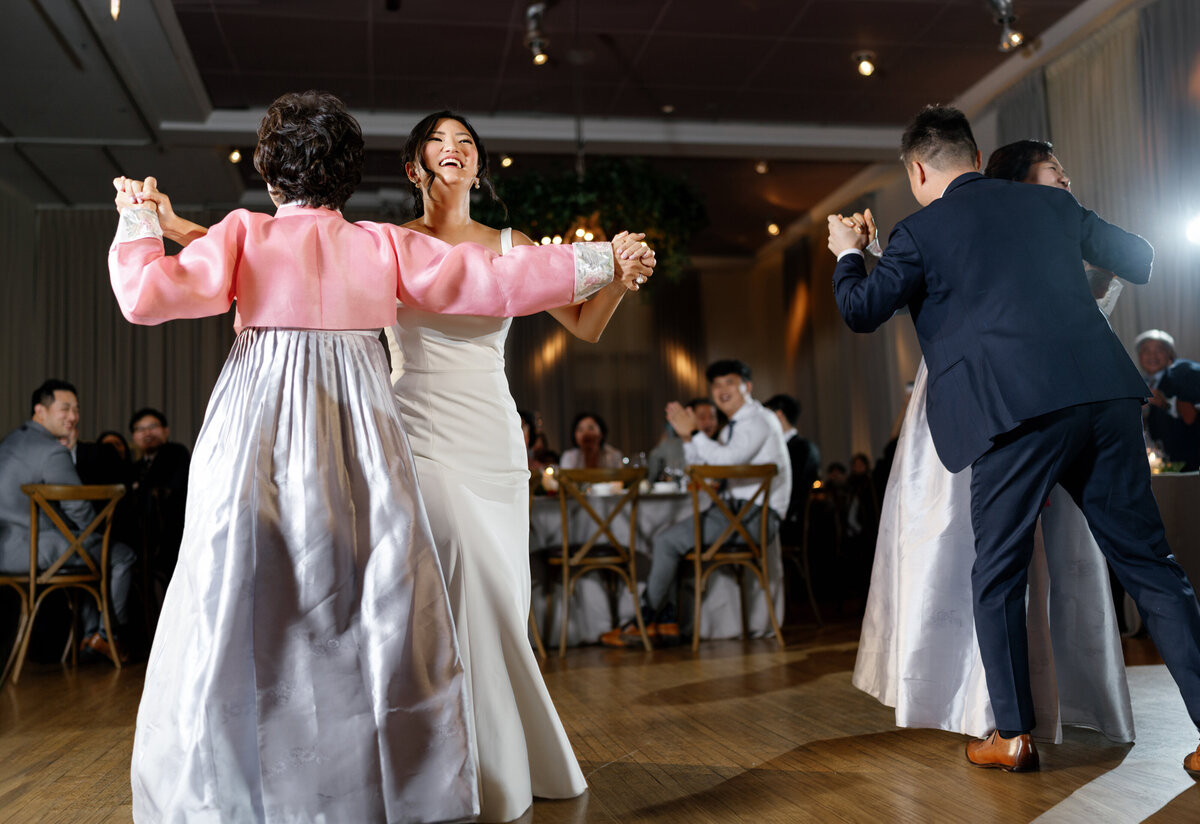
{"left": 837, "top": 248, "right": 864, "bottom": 261}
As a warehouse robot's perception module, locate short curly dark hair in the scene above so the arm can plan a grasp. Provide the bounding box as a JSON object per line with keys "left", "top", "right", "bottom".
{"left": 984, "top": 139, "right": 1055, "bottom": 183}
{"left": 253, "top": 91, "right": 364, "bottom": 210}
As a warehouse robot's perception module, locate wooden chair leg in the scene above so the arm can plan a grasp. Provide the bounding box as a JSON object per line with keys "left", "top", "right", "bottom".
{"left": 0, "top": 593, "right": 30, "bottom": 686}
{"left": 97, "top": 586, "right": 122, "bottom": 671}
{"left": 626, "top": 572, "right": 653, "bottom": 652}
{"left": 736, "top": 566, "right": 749, "bottom": 641}
{"left": 11, "top": 592, "right": 51, "bottom": 685}
{"left": 800, "top": 545, "right": 823, "bottom": 628}
{"left": 558, "top": 565, "right": 571, "bottom": 657}
{"left": 528, "top": 607, "right": 547, "bottom": 660}
{"left": 753, "top": 563, "right": 786, "bottom": 651}
{"left": 61, "top": 591, "right": 77, "bottom": 665}
{"left": 692, "top": 559, "right": 703, "bottom": 653}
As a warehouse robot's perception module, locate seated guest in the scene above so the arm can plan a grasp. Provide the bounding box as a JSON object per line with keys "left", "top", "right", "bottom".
{"left": 97, "top": 430, "right": 131, "bottom": 463}
{"left": 129, "top": 408, "right": 190, "bottom": 580}
{"left": 0, "top": 380, "right": 136, "bottom": 659}
{"left": 602, "top": 359, "right": 791, "bottom": 646}
{"left": 763, "top": 393, "right": 820, "bottom": 545}
{"left": 1137, "top": 329, "right": 1200, "bottom": 471}
{"left": 559, "top": 412, "right": 624, "bottom": 469}
{"left": 646, "top": 397, "right": 720, "bottom": 484}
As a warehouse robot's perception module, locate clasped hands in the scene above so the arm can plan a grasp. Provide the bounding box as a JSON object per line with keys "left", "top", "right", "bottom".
{"left": 114, "top": 175, "right": 656, "bottom": 292}
{"left": 826, "top": 208, "right": 877, "bottom": 256}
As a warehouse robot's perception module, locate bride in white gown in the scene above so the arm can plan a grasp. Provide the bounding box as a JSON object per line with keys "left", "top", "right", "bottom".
{"left": 853, "top": 141, "right": 1135, "bottom": 744}
{"left": 384, "top": 111, "right": 653, "bottom": 822}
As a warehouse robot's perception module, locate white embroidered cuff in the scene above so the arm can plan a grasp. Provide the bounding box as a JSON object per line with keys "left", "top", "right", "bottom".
{"left": 572, "top": 242, "right": 613, "bottom": 300}
{"left": 114, "top": 207, "right": 163, "bottom": 246}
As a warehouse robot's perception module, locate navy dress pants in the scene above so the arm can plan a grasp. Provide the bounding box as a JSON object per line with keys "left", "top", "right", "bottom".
{"left": 969, "top": 398, "right": 1200, "bottom": 734}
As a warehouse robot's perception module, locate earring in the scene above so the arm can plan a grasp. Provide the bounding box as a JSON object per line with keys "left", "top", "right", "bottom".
{"left": 474, "top": 178, "right": 481, "bottom": 190}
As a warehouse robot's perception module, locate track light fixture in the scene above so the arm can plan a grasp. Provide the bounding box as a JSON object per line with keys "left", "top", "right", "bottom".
{"left": 988, "top": 0, "right": 1026, "bottom": 53}
{"left": 525, "top": 3, "right": 549, "bottom": 66}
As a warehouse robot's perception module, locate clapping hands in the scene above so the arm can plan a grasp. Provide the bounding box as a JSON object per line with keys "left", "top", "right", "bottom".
{"left": 665, "top": 401, "right": 696, "bottom": 441}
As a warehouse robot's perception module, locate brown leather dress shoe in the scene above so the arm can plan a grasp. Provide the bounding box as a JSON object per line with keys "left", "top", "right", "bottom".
{"left": 80, "top": 632, "right": 129, "bottom": 664}
{"left": 1185, "top": 741, "right": 1200, "bottom": 779}
{"left": 965, "top": 730, "right": 1040, "bottom": 772}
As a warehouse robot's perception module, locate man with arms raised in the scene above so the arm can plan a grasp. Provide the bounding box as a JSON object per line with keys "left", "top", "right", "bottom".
{"left": 829, "top": 105, "right": 1200, "bottom": 777}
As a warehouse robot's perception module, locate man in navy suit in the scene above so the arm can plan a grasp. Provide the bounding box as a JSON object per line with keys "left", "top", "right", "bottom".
{"left": 829, "top": 105, "right": 1200, "bottom": 776}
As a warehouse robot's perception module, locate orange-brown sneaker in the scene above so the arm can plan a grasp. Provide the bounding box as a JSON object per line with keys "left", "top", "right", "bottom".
{"left": 965, "top": 730, "right": 1039, "bottom": 772}
{"left": 600, "top": 621, "right": 652, "bottom": 648}
{"left": 1185, "top": 741, "right": 1200, "bottom": 779}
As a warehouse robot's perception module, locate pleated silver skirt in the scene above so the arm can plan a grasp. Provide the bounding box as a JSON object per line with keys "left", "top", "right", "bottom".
{"left": 131, "top": 328, "right": 478, "bottom": 824}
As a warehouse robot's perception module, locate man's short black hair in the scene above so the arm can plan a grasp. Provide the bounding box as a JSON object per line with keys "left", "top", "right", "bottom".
{"left": 705, "top": 359, "right": 752, "bottom": 383}
{"left": 684, "top": 397, "right": 714, "bottom": 410}
{"left": 764, "top": 393, "right": 800, "bottom": 427}
{"left": 900, "top": 105, "right": 978, "bottom": 171}
{"left": 31, "top": 379, "right": 77, "bottom": 416}
{"left": 130, "top": 407, "right": 168, "bottom": 431}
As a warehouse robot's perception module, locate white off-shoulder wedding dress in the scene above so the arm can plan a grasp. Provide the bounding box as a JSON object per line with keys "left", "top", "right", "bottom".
{"left": 384, "top": 228, "right": 586, "bottom": 822}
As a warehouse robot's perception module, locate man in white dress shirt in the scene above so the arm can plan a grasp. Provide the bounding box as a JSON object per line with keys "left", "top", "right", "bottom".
{"left": 601, "top": 359, "right": 791, "bottom": 646}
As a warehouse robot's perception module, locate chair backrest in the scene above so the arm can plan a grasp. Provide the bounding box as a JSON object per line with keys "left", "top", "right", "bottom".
{"left": 556, "top": 467, "right": 647, "bottom": 563}
{"left": 21, "top": 484, "right": 126, "bottom": 581}
{"left": 686, "top": 464, "right": 776, "bottom": 559}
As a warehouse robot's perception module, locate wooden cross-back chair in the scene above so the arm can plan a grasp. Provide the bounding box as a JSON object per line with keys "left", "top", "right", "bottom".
{"left": 684, "top": 464, "right": 785, "bottom": 652}
{"left": 527, "top": 470, "right": 547, "bottom": 660}
{"left": 549, "top": 467, "right": 651, "bottom": 656}
{"left": 780, "top": 491, "right": 824, "bottom": 628}
{"left": 0, "top": 483, "right": 126, "bottom": 685}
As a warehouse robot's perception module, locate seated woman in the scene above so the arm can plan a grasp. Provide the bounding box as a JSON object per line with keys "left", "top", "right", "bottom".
{"left": 851, "top": 139, "right": 1134, "bottom": 745}
{"left": 559, "top": 412, "right": 624, "bottom": 469}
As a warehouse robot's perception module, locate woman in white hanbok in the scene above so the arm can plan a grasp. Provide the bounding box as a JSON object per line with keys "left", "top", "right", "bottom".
{"left": 852, "top": 141, "right": 1135, "bottom": 744}
{"left": 384, "top": 112, "right": 653, "bottom": 822}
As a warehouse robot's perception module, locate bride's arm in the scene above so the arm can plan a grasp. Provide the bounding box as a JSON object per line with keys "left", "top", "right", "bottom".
{"left": 523, "top": 230, "right": 654, "bottom": 343}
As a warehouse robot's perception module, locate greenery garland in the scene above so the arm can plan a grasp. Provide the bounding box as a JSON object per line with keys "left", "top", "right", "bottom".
{"left": 474, "top": 156, "right": 707, "bottom": 281}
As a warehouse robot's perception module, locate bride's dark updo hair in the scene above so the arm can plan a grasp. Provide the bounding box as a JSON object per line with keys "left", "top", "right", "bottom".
{"left": 403, "top": 110, "right": 504, "bottom": 218}
{"left": 984, "top": 139, "right": 1055, "bottom": 183}
{"left": 253, "top": 91, "right": 364, "bottom": 210}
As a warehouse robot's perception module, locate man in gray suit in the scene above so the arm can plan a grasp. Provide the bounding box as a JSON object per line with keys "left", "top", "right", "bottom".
{"left": 0, "top": 379, "right": 135, "bottom": 659}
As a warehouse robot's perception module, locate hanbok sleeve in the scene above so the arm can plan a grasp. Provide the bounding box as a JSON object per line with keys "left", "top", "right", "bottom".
{"left": 382, "top": 225, "right": 614, "bottom": 317}
{"left": 108, "top": 207, "right": 242, "bottom": 325}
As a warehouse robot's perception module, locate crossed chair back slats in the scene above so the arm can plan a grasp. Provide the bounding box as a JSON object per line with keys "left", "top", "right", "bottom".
{"left": 0, "top": 484, "right": 126, "bottom": 685}
{"left": 550, "top": 467, "right": 651, "bottom": 655}
{"left": 684, "top": 464, "right": 785, "bottom": 651}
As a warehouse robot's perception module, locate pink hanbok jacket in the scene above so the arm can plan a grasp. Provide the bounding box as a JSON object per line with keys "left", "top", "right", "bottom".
{"left": 108, "top": 205, "right": 614, "bottom": 328}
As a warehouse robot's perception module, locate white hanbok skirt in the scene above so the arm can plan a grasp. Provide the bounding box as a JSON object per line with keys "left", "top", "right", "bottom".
{"left": 131, "top": 328, "right": 477, "bottom": 823}
{"left": 852, "top": 359, "right": 1134, "bottom": 743}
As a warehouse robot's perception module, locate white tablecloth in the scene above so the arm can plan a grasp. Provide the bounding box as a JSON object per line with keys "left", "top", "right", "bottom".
{"left": 529, "top": 491, "right": 784, "bottom": 646}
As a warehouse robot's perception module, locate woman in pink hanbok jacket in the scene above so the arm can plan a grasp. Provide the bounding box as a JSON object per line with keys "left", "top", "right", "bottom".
{"left": 108, "top": 91, "right": 649, "bottom": 824}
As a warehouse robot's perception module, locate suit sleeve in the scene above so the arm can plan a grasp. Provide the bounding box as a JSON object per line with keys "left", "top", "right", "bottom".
{"left": 1162, "top": 360, "right": 1200, "bottom": 404}
{"left": 1078, "top": 206, "right": 1153, "bottom": 285}
{"left": 109, "top": 207, "right": 241, "bottom": 325}
{"left": 833, "top": 223, "right": 926, "bottom": 333}
{"left": 42, "top": 447, "right": 94, "bottom": 531}
{"left": 382, "top": 226, "right": 614, "bottom": 317}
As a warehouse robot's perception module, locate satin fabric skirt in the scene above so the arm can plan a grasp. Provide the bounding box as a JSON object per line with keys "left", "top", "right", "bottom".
{"left": 395, "top": 364, "right": 586, "bottom": 823}
{"left": 131, "top": 329, "right": 477, "bottom": 824}
{"left": 852, "top": 359, "right": 1134, "bottom": 743}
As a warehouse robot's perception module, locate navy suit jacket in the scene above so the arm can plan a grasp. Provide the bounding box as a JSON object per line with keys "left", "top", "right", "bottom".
{"left": 835, "top": 172, "right": 1153, "bottom": 472}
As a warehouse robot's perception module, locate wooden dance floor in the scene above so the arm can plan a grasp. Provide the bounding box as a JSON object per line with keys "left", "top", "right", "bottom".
{"left": 1, "top": 622, "right": 1198, "bottom": 823}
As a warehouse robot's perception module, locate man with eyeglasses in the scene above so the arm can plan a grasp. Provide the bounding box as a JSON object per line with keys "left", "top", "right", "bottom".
{"left": 130, "top": 408, "right": 190, "bottom": 584}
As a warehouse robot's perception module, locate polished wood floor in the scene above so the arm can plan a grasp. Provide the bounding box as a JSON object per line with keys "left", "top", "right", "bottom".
{"left": 1, "top": 621, "right": 1198, "bottom": 823}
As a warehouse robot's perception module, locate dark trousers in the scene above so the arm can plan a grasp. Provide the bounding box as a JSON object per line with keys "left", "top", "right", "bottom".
{"left": 970, "top": 398, "right": 1200, "bottom": 734}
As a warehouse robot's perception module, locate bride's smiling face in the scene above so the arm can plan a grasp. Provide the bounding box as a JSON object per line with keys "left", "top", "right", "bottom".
{"left": 407, "top": 118, "right": 479, "bottom": 189}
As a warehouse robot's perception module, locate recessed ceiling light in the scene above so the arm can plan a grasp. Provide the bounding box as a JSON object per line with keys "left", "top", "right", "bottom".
{"left": 755, "top": 160, "right": 769, "bottom": 175}
{"left": 661, "top": 104, "right": 675, "bottom": 114}
{"left": 500, "top": 155, "right": 514, "bottom": 168}
{"left": 853, "top": 51, "right": 876, "bottom": 77}
{"left": 767, "top": 223, "right": 781, "bottom": 237}
{"left": 228, "top": 149, "right": 242, "bottom": 164}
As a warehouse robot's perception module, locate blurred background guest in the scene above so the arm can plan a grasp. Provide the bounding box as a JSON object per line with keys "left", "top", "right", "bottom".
{"left": 646, "top": 397, "right": 721, "bottom": 484}
{"left": 764, "top": 393, "right": 820, "bottom": 546}
{"left": 1137, "top": 329, "right": 1200, "bottom": 471}
{"left": 560, "top": 412, "right": 624, "bottom": 469}
{"left": 129, "top": 407, "right": 190, "bottom": 586}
